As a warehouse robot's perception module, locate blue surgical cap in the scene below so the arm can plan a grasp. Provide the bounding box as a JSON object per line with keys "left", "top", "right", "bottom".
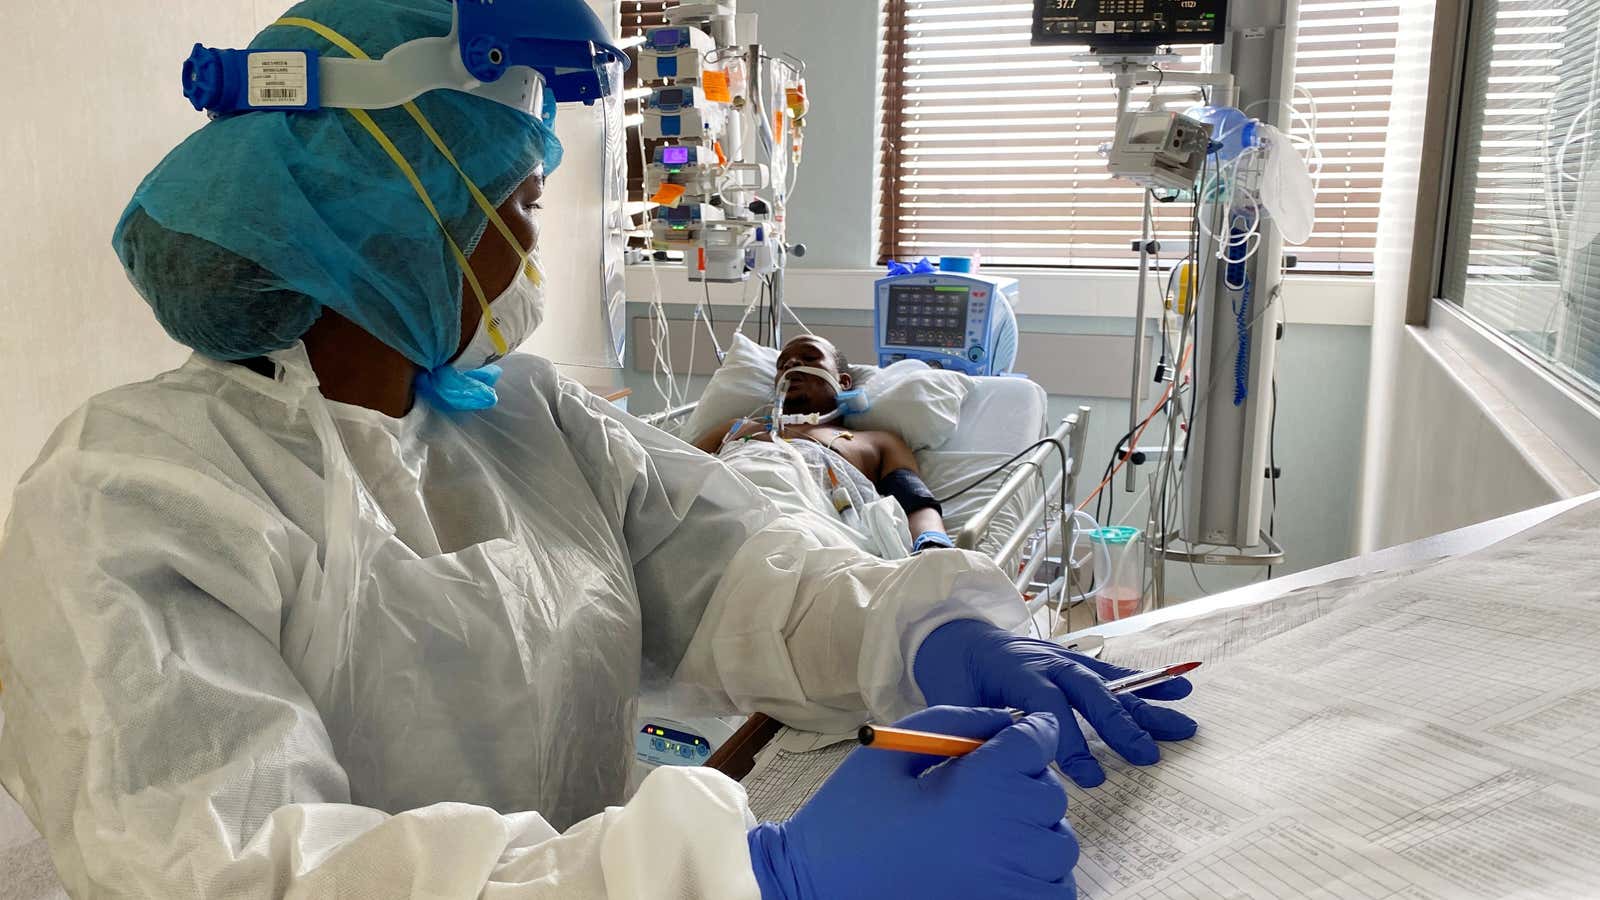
{"left": 113, "top": 0, "right": 561, "bottom": 369}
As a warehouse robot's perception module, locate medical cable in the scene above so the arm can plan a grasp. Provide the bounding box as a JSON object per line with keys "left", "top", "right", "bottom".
{"left": 700, "top": 278, "right": 726, "bottom": 363}
{"left": 933, "top": 438, "right": 1067, "bottom": 508}
{"left": 930, "top": 436, "right": 1073, "bottom": 630}
{"left": 1146, "top": 231, "right": 1284, "bottom": 600}
{"left": 1079, "top": 340, "right": 1192, "bottom": 516}
{"left": 684, "top": 305, "right": 700, "bottom": 404}
{"left": 784, "top": 302, "right": 816, "bottom": 335}
{"left": 634, "top": 123, "right": 690, "bottom": 410}
{"left": 1267, "top": 377, "right": 1280, "bottom": 579}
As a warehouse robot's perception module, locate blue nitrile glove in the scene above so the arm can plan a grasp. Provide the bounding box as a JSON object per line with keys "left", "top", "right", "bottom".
{"left": 747, "top": 706, "right": 1077, "bottom": 900}
{"left": 914, "top": 619, "right": 1198, "bottom": 788}
{"left": 911, "top": 530, "right": 955, "bottom": 554}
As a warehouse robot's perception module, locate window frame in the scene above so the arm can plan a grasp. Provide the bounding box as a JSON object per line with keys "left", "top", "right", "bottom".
{"left": 1425, "top": 0, "right": 1600, "bottom": 410}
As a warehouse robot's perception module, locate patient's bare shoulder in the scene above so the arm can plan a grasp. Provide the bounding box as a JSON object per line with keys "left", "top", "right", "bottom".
{"left": 691, "top": 419, "right": 739, "bottom": 453}
{"left": 855, "top": 428, "right": 919, "bottom": 477}
{"left": 693, "top": 417, "right": 771, "bottom": 452}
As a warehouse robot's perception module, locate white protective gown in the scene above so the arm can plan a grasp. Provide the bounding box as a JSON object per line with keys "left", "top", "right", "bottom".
{"left": 0, "top": 346, "right": 1026, "bottom": 899}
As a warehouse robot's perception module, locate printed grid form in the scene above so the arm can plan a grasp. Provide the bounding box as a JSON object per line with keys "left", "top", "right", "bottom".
{"left": 739, "top": 499, "right": 1600, "bottom": 899}
{"left": 744, "top": 742, "right": 855, "bottom": 823}
{"left": 1123, "top": 820, "right": 1427, "bottom": 900}
{"left": 1488, "top": 685, "right": 1600, "bottom": 768}
{"left": 1069, "top": 683, "right": 1533, "bottom": 898}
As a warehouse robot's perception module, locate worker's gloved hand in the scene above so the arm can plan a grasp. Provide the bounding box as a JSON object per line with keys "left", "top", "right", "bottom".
{"left": 914, "top": 619, "right": 1197, "bottom": 788}
{"left": 911, "top": 530, "right": 955, "bottom": 554}
{"left": 747, "top": 706, "right": 1077, "bottom": 900}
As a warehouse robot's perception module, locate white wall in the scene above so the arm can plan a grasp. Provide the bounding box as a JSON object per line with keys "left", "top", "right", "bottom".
{"left": 1364, "top": 328, "right": 1575, "bottom": 548}
{"left": 0, "top": 2, "right": 282, "bottom": 521}
{"left": 1354, "top": 2, "right": 1434, "bottom": 552}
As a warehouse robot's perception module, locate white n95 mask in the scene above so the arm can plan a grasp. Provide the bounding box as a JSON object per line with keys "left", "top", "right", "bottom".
{"left": 453, "top": 258, "right": 547, "bottom": 371}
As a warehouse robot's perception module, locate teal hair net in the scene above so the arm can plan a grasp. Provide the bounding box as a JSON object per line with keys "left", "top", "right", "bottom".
{"left": 113, "top": 0, "right": 561, "bottom": 380}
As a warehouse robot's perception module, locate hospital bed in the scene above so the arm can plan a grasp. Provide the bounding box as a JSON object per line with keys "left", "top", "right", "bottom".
{"left": 642, "top": 375, "right": 1095, "bottom": 610}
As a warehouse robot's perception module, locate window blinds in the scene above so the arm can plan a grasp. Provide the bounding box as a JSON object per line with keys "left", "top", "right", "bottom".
{"left": 877, "top": 0, "right": 1400, "bottom": 272}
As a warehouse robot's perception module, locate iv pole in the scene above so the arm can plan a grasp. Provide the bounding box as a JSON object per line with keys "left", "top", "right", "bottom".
{"left": 1100, "top": 59, "right": 1235, "bottom": 495}
{"left": 1097, "top": 5, "right": 1305, "bottom": 606}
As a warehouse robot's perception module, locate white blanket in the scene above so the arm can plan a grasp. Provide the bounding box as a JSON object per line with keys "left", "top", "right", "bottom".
{"left": 717, "top": 439, "right": 912, "bottom": 558}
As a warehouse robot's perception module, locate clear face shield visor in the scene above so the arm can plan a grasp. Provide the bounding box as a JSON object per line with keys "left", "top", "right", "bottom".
{"left": 182, "top": 0, "right": 629, "bottom": 118}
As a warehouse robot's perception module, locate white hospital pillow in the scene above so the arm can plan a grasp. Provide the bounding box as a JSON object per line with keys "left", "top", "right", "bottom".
{"left": 845, "top": 360, "right": 973, "bottom": 451}
{"left": 678, "top": 335, "right": 972, "bottom": 451}
{"left": 682, "top": 333, "right": 779, "bottom": 441}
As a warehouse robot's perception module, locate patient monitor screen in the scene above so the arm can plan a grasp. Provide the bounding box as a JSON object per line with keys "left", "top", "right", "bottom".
{"left": 886, "top": 284, "right": 970, "bottom": 349}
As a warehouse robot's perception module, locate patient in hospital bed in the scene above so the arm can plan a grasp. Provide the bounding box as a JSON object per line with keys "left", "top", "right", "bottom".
{"left": 692, "top": 335, "right": 953, "bottom": 558}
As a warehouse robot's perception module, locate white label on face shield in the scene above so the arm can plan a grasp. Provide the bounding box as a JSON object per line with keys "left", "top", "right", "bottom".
{"left": 249, "top": 52, "right": 310, "bottom": 107}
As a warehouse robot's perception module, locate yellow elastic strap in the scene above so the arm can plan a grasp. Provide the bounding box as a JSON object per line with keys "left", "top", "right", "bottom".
{"left": 281, "top": 16, "right": 540, "bottom": 285}
{"left": 274, "top": 16, "right": 524, "bottom": 354}
{"left": 341, "top": 107, "right": 504, "bottom": 355}
{"left": 402, "top": 106, "right": 544, "bottom": 286}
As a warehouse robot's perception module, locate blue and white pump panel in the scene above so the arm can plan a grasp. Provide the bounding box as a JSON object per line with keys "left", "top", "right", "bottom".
{"left": 874, "top": 272, "right": 1020, "bottom": 376}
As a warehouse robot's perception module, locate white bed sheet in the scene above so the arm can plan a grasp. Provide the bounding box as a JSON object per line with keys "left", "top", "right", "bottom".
{"left": 916, "top": 376, "right": 1050, "bottom": 563}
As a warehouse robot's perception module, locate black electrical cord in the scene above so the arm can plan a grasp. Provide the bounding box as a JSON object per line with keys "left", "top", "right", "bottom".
{"left": 702, "top": 278, "right": 718, "bottom": 332}
{"left": 757, "top": 279, "right": 769, "bottom": 345}
{"left": 1104, "top": 455, "right": 1117, "bottom": 526}
{"left": 936, "top": 437, "right": 1068, "bottom": 507}
{"left": 1267, "top": 379, "right": 1280, "bottom": 579}
{"left": 764, "top": 274, "right": 778, "bottom": 345}
{"left": 934, "top": 437, "right": 1072, "bottom": 591}
{"left": 769, "top": 273, "right": 780, "bottom": 344}
{"left": 1093, "top": 421, "right": 1143, "bottom": 526}
{"left": 1094, "top": 453, "right": 1116, "bottom": 525}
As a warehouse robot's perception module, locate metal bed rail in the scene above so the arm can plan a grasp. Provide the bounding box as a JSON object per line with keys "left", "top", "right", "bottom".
{"left": 639, "top": 399, "right": 1095, "bottom": 612}
{"left": 640, "top": 403, "right": 699, "bottom": 430}
{"left": 953, "top": 406, "right": 1093, "bottom": 610}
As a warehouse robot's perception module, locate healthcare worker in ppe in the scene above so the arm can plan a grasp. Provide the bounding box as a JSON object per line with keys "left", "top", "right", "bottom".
{"left": 0, "top": 1, "right": 1199, "bottom": 897}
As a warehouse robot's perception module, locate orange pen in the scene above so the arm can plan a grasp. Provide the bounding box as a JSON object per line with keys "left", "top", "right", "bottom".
{"left": 857, "top": 724, "right": 984, "bottom": 757}
{"left": 858, "top": 662, "right": 1202, "bottom": 758}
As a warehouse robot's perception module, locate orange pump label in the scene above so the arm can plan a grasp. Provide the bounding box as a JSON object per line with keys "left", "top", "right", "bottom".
{"left": 650, "top": 184, "right": 687, "bottom": 206}
{"left": 701, "top": 70, "right": 732, "bottom": 103}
